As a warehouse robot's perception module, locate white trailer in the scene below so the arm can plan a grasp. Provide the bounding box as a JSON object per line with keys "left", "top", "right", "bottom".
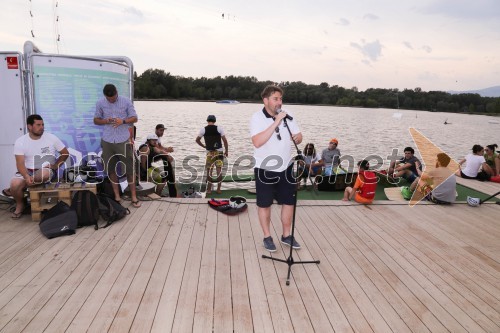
{"left": 0, "top": 42, "right": 133, "bottom": 189}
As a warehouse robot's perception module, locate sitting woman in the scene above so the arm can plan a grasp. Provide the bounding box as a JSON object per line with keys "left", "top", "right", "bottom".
{"left": 455, "top": 144, "right": 492, "bottom": 180}
{"left": 297, "top": 143, "right": 322, "bottom": 189}
{"left": 484, "top": 144, "right": 499, "bottom": 176}
{"left": 342, "top": 160, "right": 377, "bottom": 204}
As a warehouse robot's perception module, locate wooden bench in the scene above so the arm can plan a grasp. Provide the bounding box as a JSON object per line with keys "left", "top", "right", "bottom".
{"left": 29, "top": 182, "right": 97, "bottom": 222}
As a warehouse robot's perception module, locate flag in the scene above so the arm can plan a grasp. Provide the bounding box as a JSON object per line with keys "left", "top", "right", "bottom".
{"left": 7, "top": 56, "right": 19, "bottom": 69}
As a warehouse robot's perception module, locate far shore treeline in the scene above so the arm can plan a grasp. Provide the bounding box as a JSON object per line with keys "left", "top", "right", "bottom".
{"left": 134, "top": 69, "right": 500, "bottom": 114}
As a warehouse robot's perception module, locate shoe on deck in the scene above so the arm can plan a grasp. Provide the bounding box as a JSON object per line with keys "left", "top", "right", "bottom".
{"left": 281, "top": 235, "right": 301, "bottom": 249}
{"left": 263, "top": 236, "right": 277, "bottom": 252}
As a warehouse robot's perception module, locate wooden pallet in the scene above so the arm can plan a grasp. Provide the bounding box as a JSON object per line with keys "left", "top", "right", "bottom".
{"left": 29, "top": 183, "right": 97, "bottom": 222}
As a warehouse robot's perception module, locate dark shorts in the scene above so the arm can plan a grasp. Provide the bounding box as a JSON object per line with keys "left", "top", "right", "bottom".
{"left": 101, "top": 139, "right": 135, "bottom": 177}
{"left": 254, "top": 165, "right": 295, "bottom": 207}
{"left": 460, "top": 170, "right": 476, "bottom": 179}
{"left": 402, "top": 171, "right": 418, "bottom": 183}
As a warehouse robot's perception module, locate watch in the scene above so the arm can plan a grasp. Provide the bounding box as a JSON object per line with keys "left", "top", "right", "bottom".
{"left": 122, "top": 118, "right": 127, "bottom": 124}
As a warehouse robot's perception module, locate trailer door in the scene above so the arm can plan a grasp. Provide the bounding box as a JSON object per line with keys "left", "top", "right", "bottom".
{"left": 0, "top": 53, "right": 26, "bottom": 189}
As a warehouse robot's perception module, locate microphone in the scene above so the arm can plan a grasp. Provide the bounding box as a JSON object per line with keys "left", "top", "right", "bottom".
{"left": 277, "top": 108, "right": 293, "bottom": 121}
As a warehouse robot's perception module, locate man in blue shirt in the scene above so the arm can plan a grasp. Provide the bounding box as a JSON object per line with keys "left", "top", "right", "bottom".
{"left": 94, "top": 84, "right": 141, "bottom": 208}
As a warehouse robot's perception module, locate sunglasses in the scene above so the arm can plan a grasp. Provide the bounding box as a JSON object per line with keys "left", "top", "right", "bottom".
{"left": 275, "top": 127, "right": 281, "bottom": 140}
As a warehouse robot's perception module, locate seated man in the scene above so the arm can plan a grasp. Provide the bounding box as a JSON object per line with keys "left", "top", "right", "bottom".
{"left": 342, "top": 160, "right": 377, "bottom": 204}
{"left": 10, "top": 114, "right": 69, "bottom": 218}
{"left": 321, "top": 138, "right": 341, "bottom": 176}
{"left": 411, "top": 153, "right": 456, "bottom": 204}
{"left": 154, "top": 123, "right": 175, "bottom": 168}
{"left": 153, "top": 124, "right": 177, "bottom": 197}
{"left": 138, "top": 134, "right": 177, "bottom": 197}
{"left": 388, "top": 146, "right": 422, "bottom": 183}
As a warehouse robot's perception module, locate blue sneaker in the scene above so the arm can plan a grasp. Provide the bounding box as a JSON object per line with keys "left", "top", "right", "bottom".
{"left": 281, "top": 235, "right": 301, "bottom": 249}
{"left": 263, "top": 236, "right": 277, "bottom": 252}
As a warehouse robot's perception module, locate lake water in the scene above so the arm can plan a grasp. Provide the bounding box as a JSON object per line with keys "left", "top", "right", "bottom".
{"left": 134, "top": 101, "right": 500, "bottom": 185}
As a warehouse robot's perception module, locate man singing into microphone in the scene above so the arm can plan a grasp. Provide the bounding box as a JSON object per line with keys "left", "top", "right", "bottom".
{"left": 250, "top": 85, "right": 303, "bottom": 252}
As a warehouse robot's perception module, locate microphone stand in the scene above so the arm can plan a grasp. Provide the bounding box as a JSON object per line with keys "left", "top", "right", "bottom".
{"left": 262, "top": 118, "right": 320, "bottom": 286}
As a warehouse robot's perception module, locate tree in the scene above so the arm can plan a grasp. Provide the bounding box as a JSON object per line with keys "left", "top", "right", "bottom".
{"left": 131, "top": 68, "right": 499, "bottom": 114}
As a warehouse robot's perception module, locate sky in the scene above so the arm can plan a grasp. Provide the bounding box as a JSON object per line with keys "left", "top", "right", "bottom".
{"left": 2, "top": 0, "right": 500, "bottom": 92}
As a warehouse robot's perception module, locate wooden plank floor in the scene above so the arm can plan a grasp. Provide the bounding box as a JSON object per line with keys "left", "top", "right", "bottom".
{"left": 0, "top": 198, "right": 499, "bottom": 333}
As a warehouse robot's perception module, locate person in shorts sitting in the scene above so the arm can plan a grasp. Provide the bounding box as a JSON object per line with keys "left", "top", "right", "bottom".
{"left": 388, "top": 146, "right": 422, "bottom": 183}
{"left": 411, "top": 153, "right": 456, "bottom": 204}
{"left": 342, "top": 160, "right": 377, "bottom": 204}
{"left": 456, "top": 144, "right": 492, "bottom": 180}
{"left": 10, "top": 115, "right": 69, "bottom": 219}
{"left": 321, "top": 138, "right": 341, "bottom": 176}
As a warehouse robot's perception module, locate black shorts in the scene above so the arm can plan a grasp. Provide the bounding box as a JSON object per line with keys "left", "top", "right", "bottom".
{"left": 254, "top": 165, "right": 296, "bottom": 207}
{"left": 460, "top": 170, "right": 476, "bottom": 179}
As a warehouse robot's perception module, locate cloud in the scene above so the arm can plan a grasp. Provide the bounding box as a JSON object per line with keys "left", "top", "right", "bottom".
{"left": 291, "top": 45, "right": 328, "bottom": 56}
{"left": 403, "top": 41, "right": 413, "bottom": 50}
{"left": 421, "top": 45, "right": 432, "bottom": 53}
{"left": 123, "top": 6, "right": 144, "bottom": 18}
{"left": 350, "top": 39, "right": 383, "bottom": 62}
{"left": 363, "top": 13, "right": 379, "bottom": 20}
{"left": 403, "top": 42, "right": 432, "bottom": 53}
{"left": 337, "top": 18, "right": 350, "bottom": 26}
{"left": 419, "top": 0, "right": 500, "bottom": 20}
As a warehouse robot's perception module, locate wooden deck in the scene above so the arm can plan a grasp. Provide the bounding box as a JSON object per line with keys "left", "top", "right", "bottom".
{"left": 0, "top": 197, "right": 499, "bottom": 332}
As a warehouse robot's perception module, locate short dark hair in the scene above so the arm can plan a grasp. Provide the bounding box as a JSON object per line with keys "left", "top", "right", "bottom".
{"left": 261, "top": 85, "right": 283, "bottom": 99}
{"left": 103, "top": 84, "right": 117, "bottom": 97}
{"left": 404, "top": 147, "right": 414, "bottom": 154}
{"left": 358, "top": 160, "right": 370, "bottom": 170}
{"left": 437, "top": 153, "right": 451, "bottom": 167}
{"left": 27, "top": 114, "right": 43, "bottom": 125}
{"left": 472, "top": 144, "right": 483, "bottom": 154}
{"left": 156, "top": 124, "right": 165, "bottom": 130}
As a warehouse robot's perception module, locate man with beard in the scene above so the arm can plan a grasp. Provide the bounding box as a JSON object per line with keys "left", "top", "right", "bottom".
{"left": 10, "top": 114, "right": 69, "bottom": 219}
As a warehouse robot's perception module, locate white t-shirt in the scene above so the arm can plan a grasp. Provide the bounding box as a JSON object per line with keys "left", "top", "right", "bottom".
{"left": 304, "top": 153, "right": 321, "bottom": 165}
{"left": 13, "top": 133, "right": 66, "bottom": 169}
{"left": 250, "top": 108, "right": 300, "bottom": 172}
{"left": 462, "top": 153, "right": 485, "bottom": 177}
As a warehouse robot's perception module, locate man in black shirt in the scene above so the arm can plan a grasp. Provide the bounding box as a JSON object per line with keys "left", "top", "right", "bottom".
{"left": 195, "top": 115, "right": 229, "bottom": 194}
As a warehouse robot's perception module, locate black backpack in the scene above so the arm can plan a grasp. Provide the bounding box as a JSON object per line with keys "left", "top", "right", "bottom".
{"left": 97, "top": 177, "right": 123, "bottom": 198}
{"left": 71, "top": 190, "right": 100, "bottom": 230}
{"left": 39, "top": 201, "right": 78, "bottom": 239}
{"left": 97, "top": 193, "right": 130, "bottom": 228}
